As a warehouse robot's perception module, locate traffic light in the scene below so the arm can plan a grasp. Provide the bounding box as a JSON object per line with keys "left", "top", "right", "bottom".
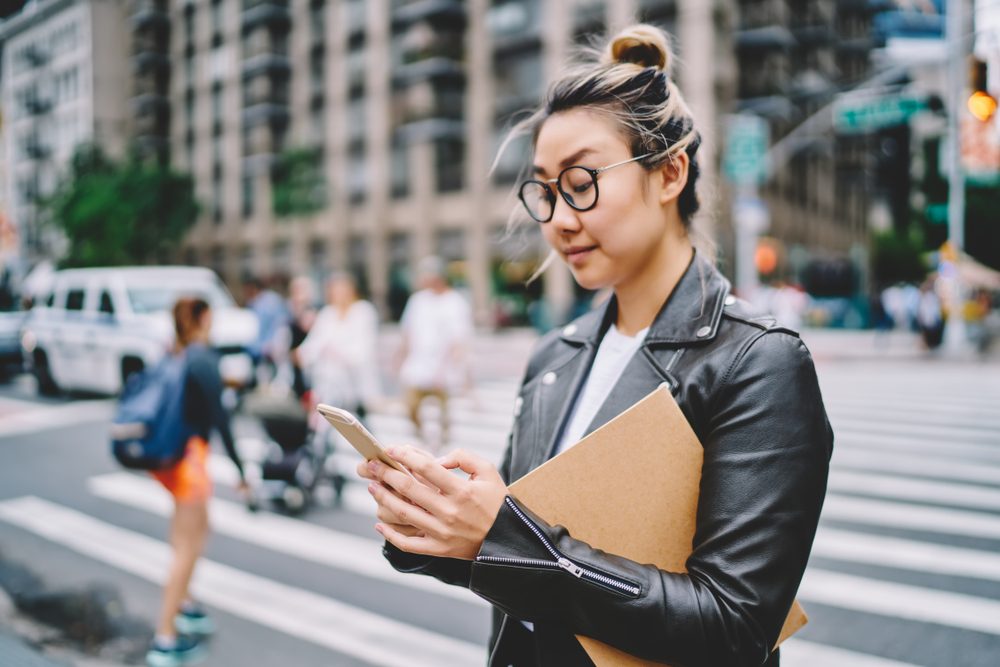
{"left": 968, "top": 57, "right": 997, "bottom": 122}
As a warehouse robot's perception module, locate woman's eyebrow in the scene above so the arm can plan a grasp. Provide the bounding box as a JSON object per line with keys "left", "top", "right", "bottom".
{"left": 532, "top": 147, "right": 596, "bottom": 176}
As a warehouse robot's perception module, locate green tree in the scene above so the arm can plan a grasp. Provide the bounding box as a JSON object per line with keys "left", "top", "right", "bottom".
{"left": 42, "top": 145, "right": 199, "bottom": 267}
{"left": 272, "top": 147, "right": 327, "bottom": 217}
{"left": 871, "top": 227, "right": 928, "bottom": 287}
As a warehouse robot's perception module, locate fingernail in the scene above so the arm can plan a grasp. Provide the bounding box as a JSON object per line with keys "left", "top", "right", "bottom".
{"left": 386, "top": 447, "right": 398, "bottom": 457}
{"left": 374, "top": 524, "right": 385, "bottom": 535}
{"left": 367, "top": 483, "right": 377, "bottom": 495}
{"left": 368, "top": 460, "right": 378, "bottom": 472}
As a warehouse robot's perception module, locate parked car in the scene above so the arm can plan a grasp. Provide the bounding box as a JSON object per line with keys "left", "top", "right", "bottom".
{"left": 20, "top": 266, "right": 258, "bottom": 396}
{"left": 0, "top": 308, "right": 27, "bottom": 379}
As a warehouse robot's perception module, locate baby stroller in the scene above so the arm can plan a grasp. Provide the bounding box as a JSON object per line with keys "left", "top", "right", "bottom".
{"left": 243, "top": 389, "right": 344, "bottom": 514}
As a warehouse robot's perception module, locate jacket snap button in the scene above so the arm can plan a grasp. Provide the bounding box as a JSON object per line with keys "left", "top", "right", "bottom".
{"left": 696, "top": 326, "right": 712, "bottom": 338}
{"left": 542, "top": 372, "right": 557, "bottom": 385}
{"left": 562, "top": 324, "right": 578, "bottom": 336}
{"left": 513, "top": 396, "right": 523, "bottom": 416}
{"left": 725, "top": 295, "right": 736, "bottom": 306}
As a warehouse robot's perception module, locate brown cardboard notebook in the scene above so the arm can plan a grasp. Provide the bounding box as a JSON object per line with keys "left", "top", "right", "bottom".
{"left": 508, "top": 384, "right": 807, "bottom": 666}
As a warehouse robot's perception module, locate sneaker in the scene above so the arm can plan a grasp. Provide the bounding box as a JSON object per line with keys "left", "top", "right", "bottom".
{"left": 174, "top": 604, "right": 216, "bottom": 636}
{"left": 145, "top": 635, "right": 206, "bottom": 667}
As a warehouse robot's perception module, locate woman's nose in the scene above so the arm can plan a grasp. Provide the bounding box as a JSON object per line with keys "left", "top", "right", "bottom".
{"left": 549, "top": 194, "right": 582, "bottom": 233}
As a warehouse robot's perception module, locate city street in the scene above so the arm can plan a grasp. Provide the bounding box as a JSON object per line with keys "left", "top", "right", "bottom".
{"left": 0, "top": 328, "right": 999, "bottom": 667}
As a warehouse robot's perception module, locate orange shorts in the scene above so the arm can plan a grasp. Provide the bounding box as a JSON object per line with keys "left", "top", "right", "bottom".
{"left": 151, "top": 436, "right": 212, "bottom": 503}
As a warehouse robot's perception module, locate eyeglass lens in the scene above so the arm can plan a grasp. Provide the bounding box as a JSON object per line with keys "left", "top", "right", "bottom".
{"left": 520, "top": 181, "right": 554, "bottom": 222}
{"left": 520, "top": 167, "right": 599, "bottom": 222}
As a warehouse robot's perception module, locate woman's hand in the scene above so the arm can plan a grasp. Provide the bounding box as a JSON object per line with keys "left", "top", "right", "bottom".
{"left": 360, "top": 446, "right": 508, "bottom": 560}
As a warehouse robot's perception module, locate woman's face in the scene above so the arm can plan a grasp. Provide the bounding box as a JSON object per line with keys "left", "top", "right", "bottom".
{"left": 533, "top": 108, "right": 673, "bottom": 292}
{"left": 327, "top": 278, "right": 356, "bottom": 307}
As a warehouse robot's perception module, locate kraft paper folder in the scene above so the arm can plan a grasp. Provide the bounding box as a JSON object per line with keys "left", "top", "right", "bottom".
{"left": 508, "top": 384, "right": 807, "bottom": 666}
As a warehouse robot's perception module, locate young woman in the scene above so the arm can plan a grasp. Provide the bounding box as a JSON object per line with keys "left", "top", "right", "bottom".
{"left": 359, "top": 25, "right": 832, "bottom": 667}
{"left": 147, "top": 298, "right": 248, "bottom": 667}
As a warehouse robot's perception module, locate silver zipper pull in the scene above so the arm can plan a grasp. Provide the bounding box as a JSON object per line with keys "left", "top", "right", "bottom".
{"left": 557, "top": 557, "right": 584, "bottom": 578}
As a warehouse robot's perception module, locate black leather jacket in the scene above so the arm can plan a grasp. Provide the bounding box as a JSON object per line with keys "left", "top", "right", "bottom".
{"left": 385, "top": 254, "right": 833, "bottom": 667}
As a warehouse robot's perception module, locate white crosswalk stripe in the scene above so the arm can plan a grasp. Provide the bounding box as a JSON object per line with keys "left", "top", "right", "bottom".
{"left": 0, "top": 496, "right": 484, "bottom": 667}
{"left": 0, "top": 346, "right": 998, "bottom": 666}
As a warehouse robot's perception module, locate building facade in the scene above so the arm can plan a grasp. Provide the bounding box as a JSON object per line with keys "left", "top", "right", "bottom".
{"left": 171, "top": 0, "right": 741, "bottom": 323}
{"left": 1, "top": 0, "right": 881, "bottom": 322}
{"left": 729, "top": 0, "right": 878, "bottom": 294}
{"left": 0, "top": 0, "right": 129, "bottom": 260}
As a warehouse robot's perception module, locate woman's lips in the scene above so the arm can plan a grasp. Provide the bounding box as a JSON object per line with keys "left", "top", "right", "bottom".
{"left": 564, "top": 245, "right": 598, "bottom": 266}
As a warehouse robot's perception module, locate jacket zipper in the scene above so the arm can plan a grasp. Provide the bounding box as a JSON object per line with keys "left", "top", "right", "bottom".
{"left": 476, "top": 497, "right": 641, "bottom": 597}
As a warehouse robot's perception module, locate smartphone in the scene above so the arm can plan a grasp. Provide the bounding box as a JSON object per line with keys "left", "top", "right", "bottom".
{"left": 315, "top": 404, "right": 411, "bottom": 476}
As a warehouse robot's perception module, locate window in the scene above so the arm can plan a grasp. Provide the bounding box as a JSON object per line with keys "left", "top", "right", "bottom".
{"left": 242, "top": 173, "right": 255, "bottom": 218}
{"left": 240, "top": 246, "right": 255, "bottom": 277}
{"left": 487, "top": 0, "right": 538, "bottom": 37}
{"left": 391, "top": 137, "right": 409, "bottom": 198}
{"left": 185, "top": 92, "right": 195, "bottom": 131}
{"left": 185, "top": 51, "right": 196, "bottom": 84}
{"left": 212, "top": 165, "right": 224, "bottom": 223}
{"left": 493, "top": 49, "right": 542, "bottom": 108}
{"left": 272, "top": 241, "right": 291, "bottom": 275}
{"left": 309, "top": 239, "right": 326, "bottom": 277}
{"left": 211, "top": 0, "right": 224, "bottom": 35}
{"left": 347, "top": 96, "right": 367, "bottom": 146}
{"left": 347, "top": 148, "right": 368, "bottom": 203}
{"left": 65, "top": 289, "right": 85, "bottom": 311}
{"left": 435, "top": 139, "right": 464, "bottom": 192}
{"left": 209, "top": 45, "right": 229, "bottom": 83}
{"left": 99, "top": 291, "right": 115, "bottom": 315}
{"left": 211, "top": 85, "right": 223, "bottom": 129}
{"left": 310, "top": 0, "right": 326, "bottom": 43}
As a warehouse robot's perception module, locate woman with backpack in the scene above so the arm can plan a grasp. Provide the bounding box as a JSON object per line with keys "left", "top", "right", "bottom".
{"left": 146, "top": 297, "right": 248, "bottom": 667}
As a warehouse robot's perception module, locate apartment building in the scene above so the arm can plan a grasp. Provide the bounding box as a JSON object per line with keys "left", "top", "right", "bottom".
{"left": 169, "top": 0, "right": 739, "bottom": 323}
{"left": 0, "top": 0, "right": 129, "bottom": 260}
{"left": 732, "top": 0, "right": 878, "bottom": 287}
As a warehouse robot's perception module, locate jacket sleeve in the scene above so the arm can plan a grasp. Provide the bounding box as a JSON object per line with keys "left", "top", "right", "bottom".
{"left": 468, "top": 331, "right": 833, "bottom": 667}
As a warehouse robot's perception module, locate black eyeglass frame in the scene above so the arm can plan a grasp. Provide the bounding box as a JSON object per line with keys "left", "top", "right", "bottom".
{"left": 518, "top": 152, "right": 653, "bottom": 223}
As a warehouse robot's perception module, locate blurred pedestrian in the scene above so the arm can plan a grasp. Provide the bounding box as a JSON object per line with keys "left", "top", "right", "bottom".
{"left": 396, "top": 256, "right": 473, "bottom": 451}
{"left": 146, "top": 298, "right": 248, "bottom": 667}
{"left": 243, "top": 276, "right": 290, "bottom": 383}
{"left": 361, "top": 24, "right": 831, "bottom": 666}
{"left": 286, "top": 275, "right": 319, "bottom": 398}
{"left": 917, "top": 277, "right": 944, "bottom": 350}
{"left": 297, "top": 273, "right": 381, "bottom": 420}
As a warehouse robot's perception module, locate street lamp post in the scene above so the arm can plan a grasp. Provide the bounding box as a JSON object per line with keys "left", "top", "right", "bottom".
{"left": 943, "top": 0, "right": 968, "bottom": 352}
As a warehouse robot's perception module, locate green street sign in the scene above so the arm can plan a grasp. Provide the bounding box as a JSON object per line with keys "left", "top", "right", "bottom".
{"left": 834, "top": 94, "right": 928, "bottom": 134}
{"left": 723, "top": 114, "right": 770, "bottom": 186}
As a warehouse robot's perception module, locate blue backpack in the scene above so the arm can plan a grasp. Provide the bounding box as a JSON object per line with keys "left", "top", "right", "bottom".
{"left": 110, "top": 351, "right": 195, "bottom": 470}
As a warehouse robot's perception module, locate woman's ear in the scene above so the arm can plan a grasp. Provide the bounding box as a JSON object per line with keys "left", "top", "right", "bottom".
{"left": 657, "top": 152, "right": 690, "bottom": 205}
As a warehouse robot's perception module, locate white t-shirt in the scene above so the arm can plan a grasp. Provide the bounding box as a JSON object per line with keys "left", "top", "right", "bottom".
{"left": 555, "top": 324, "right": 649, "bottom": 455}
{"left": 399, "top": 289, "right": 473, "bottom": 390}
{"left": 521, "top": 324, "right": 648, "bottom": 633}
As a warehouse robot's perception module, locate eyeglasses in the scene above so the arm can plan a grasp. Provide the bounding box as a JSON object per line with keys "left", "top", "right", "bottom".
{"left": 518, "top": 153, "right": 652, "bottom": 223}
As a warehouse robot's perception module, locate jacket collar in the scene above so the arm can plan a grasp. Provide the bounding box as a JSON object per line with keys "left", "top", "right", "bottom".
{"left": 558, "top": 250, "right": 731, "bottom": 348}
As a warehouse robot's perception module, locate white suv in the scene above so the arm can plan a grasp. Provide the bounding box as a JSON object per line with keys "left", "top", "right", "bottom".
{"left": 21, "top": 266, "right": 258, "bottom": 396}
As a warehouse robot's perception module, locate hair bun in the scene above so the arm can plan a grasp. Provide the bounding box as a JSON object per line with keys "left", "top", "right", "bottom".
{"left": 605, "top": 25, "right": 672, "bottom": 73}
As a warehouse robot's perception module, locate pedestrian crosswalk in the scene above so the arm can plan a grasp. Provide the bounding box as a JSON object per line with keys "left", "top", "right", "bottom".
{"left": 1, "top": 357, "right": 999, "bottom": 666}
